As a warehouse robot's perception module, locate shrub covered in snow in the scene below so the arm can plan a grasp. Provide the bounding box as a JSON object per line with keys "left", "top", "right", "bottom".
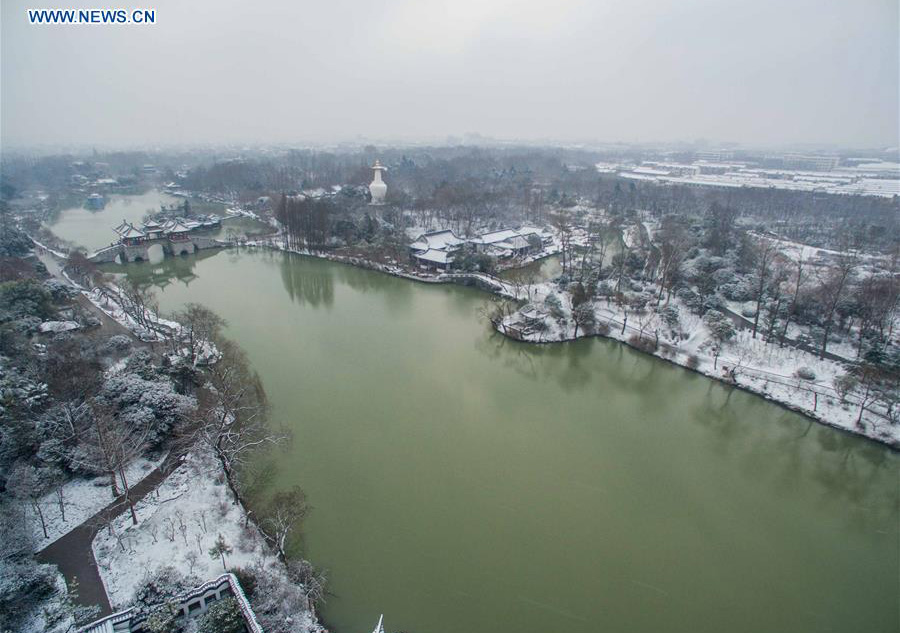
{"left": 0, "top": 280, "right": 54, "bottom": 323}
{"left": 675, "top": 287, "right": 701, "bottom": 312}
{"left": 543, "top": 293, "right": 564, "bottom": 319}
{"left": 105, "top": 334, "right": 133, "bottom": 353}
{"left": 42, "top": 279, "right": 77, "bottom": 301}
{"left": 195, "top": 596, "right": 245, "bottom": 633}
{"left": 95, "top": 373, "right": 195, "bottom": 447}
{"left": 130, "top": 565, "right": 198, "bottom": 631}
{"left": 795, "top": 367, "right": 817, "bottom": 381}
{"left": 703, "top": 310, "right": 736, "bottom": 342}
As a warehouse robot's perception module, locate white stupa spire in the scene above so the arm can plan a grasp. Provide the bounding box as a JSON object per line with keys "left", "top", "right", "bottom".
{"left": 372, "top": 614, "right": 385, "bottom": 633}
{"left": 369, "top": 160, "right": 387, "bottom": 205}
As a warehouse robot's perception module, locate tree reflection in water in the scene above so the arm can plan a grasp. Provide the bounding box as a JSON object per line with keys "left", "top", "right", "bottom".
{"left": 279, "top": 252, "right": 334, "bottom": 309}
{"left": 474, "top": 324, "right": 898, "bottom": 535}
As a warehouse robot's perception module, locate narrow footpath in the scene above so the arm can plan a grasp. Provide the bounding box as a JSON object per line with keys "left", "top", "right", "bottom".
{"left": 37, "top": 443, "right": 191, "bottom": 616}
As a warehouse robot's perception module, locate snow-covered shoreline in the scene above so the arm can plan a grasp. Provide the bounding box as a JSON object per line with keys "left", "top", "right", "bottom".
{"left": 498, "top": 291, "right": 900, "bottom": 449}
{"left": 36, "top": 233, "right": 898, "bottom": 450}
{"left": 241, "top": 237, "right": 898, "bottom": 449}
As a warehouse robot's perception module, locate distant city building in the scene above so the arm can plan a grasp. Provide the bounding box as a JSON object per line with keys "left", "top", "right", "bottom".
{"left": 780, "top": 153, "right": 840, "bottom": 171}
{"left": 695, "top": 150, "right": 735, "bottom": 162}
{"left": 369, "top": 160, "right": 387, "bottom": 205}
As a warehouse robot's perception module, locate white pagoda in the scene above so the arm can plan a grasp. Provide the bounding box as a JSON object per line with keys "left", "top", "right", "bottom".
{"left": 369, "top": 160, "right": 387, "bottom": 205}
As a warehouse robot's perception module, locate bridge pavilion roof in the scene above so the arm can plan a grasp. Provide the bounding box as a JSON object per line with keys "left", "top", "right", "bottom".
{"left": 167, "top": 219, "right": 192, "bottom": 234}
{"left": 118, "top": 223, "right": 147, "bottom": 239}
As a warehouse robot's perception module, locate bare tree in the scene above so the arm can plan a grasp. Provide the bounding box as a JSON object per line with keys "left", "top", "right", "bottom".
{"left": 195, "top": 338, "right": 282, "bottom": 484}
{"left": 749, "top": 238, "right": 778, "bottom": 338}
{"left": 815, "top": 252, "right": 858, "bottom": 358}
{"left": 779, "top": 250, "right": 807, "bottom": 347}
{"left": 288, "top": 559, "right": 329, "bottom": 610}
{"left": 8, "top": 462, "right": 51, "bottom": 539}
{"left": 571, "top": 302, "right": 596, "bottom": 338}
{"left": 184, "top": 550, "right": 199, "bottom": 575}
{"left": 260, "top": 486, "right": 309, "bottom": 560}
{"left": 551, "top": 209, "right": 574, "bottom": 276}
{"left": 168, "top": 303, "right": 226, "bottom": 366}
{"left": 71, "top": 404, "right": 153, "bottom": 523}
{"left": 653, "top": 215, "right": 689, "bottom": 307}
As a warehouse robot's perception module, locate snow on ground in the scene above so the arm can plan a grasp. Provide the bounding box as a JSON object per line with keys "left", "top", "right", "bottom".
{"left": 29, "top": 236, "right": 70, "bottom": 259}
{"left": 15, "top": 570, "right": 80, "bottom": 633}
{"left": 83, "top": 287, "right": 182, "bottom": 342}
{"left": 225, "top": 207, "right": 261, "bottom": 220}
{"left": 92, "top": 448, "right": 315, "bottom": 633}
{"left": 749, "top": 231, "right": 890, "bottom": 266}
{"left": 29, "top": 454, "right": 165, "bottom": 549}
{"left": 38, "top": 320, "right": 81, "bottom": 333}
{"left": 93, "top": 450, "right": 247, "bottom": 607}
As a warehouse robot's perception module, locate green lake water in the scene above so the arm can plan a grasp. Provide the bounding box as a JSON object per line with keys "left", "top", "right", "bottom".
{"left": 49, "top": 190, "right": 182, "bottom": 252}
{"left": 107, "top": 248, "right": 898, "bottom": 633}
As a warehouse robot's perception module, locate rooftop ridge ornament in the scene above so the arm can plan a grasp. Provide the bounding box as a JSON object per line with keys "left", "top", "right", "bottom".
{"left": 369, "top": 160, "right": 387, "bottom": 205}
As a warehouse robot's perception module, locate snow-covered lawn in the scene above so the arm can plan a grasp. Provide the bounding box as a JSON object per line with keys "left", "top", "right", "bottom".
{"left": 92, "top": 448, "right": 322, "bottom": 631}
{"left": 29, "top": 454, "right": 165, "bottom": 549}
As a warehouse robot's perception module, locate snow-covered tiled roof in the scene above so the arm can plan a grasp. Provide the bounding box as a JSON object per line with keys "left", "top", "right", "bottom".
{"left": 167, "top": 220, "right": 191, "bottom": 233}
{"left": 497, "top": 235, "right": 531, "bottom": 250}
{"left": 119, "top": 223, "right": 146, "bottom": 238}
{"left": 472, "top": 229, "right": 520, "bottom": 245}
{"left": 412, "top": 230, "right": 463, "bottom": 251}
{"left": 413, "top": 248, "right": 453, "bottom": 264}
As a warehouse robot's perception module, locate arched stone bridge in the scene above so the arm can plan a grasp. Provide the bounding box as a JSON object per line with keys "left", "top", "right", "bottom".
{"left": 88, "top": 219, "right": 226, "bottom": 263}
{"left": 88, "top": 235, "right": 225, "bottom": 263}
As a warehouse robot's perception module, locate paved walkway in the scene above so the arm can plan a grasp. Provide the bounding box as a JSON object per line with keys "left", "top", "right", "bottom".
{"left": 37, "top": 444, "right": 191, "bottom": 616}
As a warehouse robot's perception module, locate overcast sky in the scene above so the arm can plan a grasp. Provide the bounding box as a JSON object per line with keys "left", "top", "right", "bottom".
{"left": 2, "top": 0, "right": 898, "bottom": 149}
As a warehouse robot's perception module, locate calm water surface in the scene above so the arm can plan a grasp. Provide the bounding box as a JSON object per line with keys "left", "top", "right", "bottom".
{"left": 49, "top": 190, "right": 181, "bottom": 251}
{"left": 110, "top": 248, "right": 899, "bottom": 633}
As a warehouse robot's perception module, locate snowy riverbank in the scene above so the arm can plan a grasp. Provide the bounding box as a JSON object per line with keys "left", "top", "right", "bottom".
{"left": 498, "top": 286, "right": 900, "bottom": 449}
{"left": 92, "top": 448, "right": 323, "bottom": 632}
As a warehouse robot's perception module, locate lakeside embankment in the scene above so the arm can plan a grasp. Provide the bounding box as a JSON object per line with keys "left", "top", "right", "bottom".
{"left": 29, "top": 239, "right": 327, "bottom": 632}
{"left": 239, "top": 236, "right": 899, "bottom": 451}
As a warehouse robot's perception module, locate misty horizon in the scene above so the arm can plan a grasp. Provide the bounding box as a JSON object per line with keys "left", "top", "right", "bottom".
{"left": 2, "top": 0, "right": 899, "bottom": 150}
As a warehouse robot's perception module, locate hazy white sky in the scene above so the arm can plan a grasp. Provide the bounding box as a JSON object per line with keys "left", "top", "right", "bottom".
{"left": 2, "top": 0, "right": 898, "bottom": 148}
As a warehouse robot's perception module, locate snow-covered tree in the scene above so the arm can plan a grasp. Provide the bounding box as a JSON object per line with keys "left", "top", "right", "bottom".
{"left": 195, "top": 339, "right": 280, "bottom": 484}
{"left": 260, "top": 486, "right": 309, "bottom": 560}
